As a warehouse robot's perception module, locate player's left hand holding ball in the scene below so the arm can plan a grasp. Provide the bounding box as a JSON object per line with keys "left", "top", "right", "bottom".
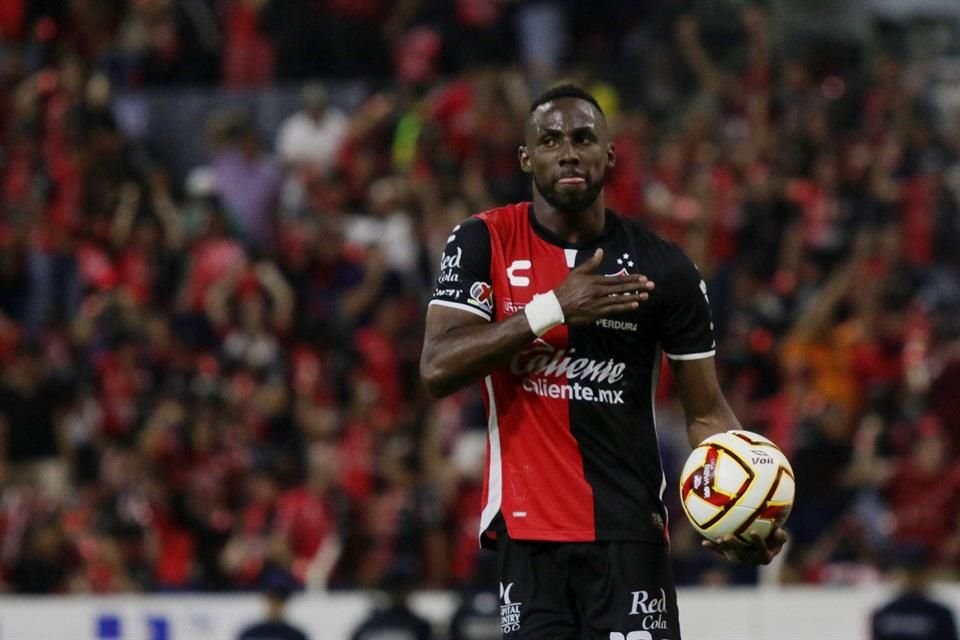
{"left": 678, "top": 430, "right": 795, "bottom": 565}
{"left": 702, "top": 528, "right": 788, "bottom": 565}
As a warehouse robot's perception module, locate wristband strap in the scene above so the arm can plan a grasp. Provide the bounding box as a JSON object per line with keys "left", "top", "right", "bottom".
{"left": 524, "top": 290, "right": 565, "bottom": 337}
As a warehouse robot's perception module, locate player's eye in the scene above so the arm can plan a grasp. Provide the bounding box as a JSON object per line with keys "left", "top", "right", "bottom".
{"left": 540, "top": 135, "right": 558, "bottom": 147}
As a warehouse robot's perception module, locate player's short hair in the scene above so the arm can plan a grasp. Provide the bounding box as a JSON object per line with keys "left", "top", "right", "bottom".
{"left": 529, "top": 84, "right": 604, "bottom": 116}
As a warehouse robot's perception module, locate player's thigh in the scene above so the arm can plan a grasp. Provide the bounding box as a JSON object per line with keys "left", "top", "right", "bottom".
{"left": 497, "top": 536, "right": 580, "bottom": 640}
{"left": 573, "top": 541, "right": 682, "bottom": 640}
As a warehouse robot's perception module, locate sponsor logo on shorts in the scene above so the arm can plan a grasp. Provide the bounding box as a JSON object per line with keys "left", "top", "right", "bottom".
{"left": 499, "top": 582, "right": 522, "bottom": 634}
{"left": 625, "top": 588, "right": 670, "bottom": 635}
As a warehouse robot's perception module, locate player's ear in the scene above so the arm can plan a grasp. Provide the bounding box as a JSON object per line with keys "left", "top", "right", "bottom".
{"left": 518, "top": 145, "right": 532, "bottom": 173}
{"left": 607, "top": 142, "right": 616, "bottom": 169}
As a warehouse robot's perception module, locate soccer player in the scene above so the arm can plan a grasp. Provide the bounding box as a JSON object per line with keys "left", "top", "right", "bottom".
{"left": 420, "top": 84, "right": 787, "bottom": 639}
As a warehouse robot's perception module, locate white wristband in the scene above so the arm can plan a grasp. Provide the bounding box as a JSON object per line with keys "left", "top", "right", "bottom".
{"left": 524, "top": 290, "right": 565, "bottom": 337}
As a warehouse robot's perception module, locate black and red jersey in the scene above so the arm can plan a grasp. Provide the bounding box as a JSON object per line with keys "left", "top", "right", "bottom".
{"left": 429, "top": 203, "right": 716, "bottom": 546}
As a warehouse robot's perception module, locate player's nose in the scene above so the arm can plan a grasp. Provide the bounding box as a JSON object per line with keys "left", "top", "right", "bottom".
{"left": 558, "top": 140, "right": 580, "bottom": 165}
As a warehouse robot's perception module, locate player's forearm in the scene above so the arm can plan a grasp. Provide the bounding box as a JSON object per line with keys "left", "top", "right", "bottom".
{"left": 686, "top": 411, "right": 740, "bottom": 448}
{"left": 420, "top": 313, "right": 535, "bottom": 397}
{"left": 670, "top": 358, "right": 742, "bottom": 447}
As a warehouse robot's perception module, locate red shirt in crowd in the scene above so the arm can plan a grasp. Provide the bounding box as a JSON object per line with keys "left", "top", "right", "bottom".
{"left": 887, "top": 460, "right": 960, "bottom": 554}
{"left": 276, "top": 486, "right": 336, "bottom": 581}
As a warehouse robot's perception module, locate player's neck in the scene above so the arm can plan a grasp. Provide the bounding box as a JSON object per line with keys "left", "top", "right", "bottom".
{"left": 531, "top": 192, "right": 607, "bottom": 244}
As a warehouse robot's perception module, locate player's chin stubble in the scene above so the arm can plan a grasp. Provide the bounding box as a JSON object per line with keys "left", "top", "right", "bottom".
{"left": 534, "top": 175, "right": 604, "bottom": 214}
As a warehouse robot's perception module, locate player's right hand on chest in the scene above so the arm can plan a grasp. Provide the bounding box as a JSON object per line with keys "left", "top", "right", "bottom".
{"left": 555, "top": 248, "right": 655, "bottom": 325}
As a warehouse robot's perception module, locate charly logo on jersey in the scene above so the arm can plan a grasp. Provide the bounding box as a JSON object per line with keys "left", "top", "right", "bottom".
{"left": 507, "top": 259, "right": 532, "bottom": 286}
{"left": 468, "top": 281, "right": 494, "bottom": 313}
{"left": 509, "top": 339, "right": 627, "bottom": 405}
{"left": 499, "top": 582, "right": 522, "bottom": 634}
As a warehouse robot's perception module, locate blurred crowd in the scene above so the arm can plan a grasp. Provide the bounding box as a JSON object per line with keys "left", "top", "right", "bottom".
{"left": 0, "top": 0, "right": 959, "bottom": 596}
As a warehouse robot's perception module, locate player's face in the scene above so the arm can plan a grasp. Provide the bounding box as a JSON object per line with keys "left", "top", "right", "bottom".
{"left": 519, "top": 98, "right": 615, "bottom": 213}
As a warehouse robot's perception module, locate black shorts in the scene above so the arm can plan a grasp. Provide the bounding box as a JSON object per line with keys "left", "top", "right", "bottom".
{"left": 496, "top": 536, "right": 681, "bottom": 640}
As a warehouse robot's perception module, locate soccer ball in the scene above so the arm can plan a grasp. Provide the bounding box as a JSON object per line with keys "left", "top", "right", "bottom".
{"left": 678, "top": 430, "right": 795, "bottom": 544}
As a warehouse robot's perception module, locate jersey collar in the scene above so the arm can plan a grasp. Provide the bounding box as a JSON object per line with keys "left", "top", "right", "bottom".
{"left": 527, "top": 203, "right": 618, "bottom": 249}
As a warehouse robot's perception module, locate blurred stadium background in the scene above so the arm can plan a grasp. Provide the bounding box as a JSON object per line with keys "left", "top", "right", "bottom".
{"left": 0, "top": 0, "right": 959, "bottom": 638}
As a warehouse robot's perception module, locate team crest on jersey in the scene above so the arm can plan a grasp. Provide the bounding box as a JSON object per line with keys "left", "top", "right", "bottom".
{"left": 469, "top": 281, "right": 494, "bottom": 313}
{"left": 605, "top": 252, "right": 636, "bottom": 279}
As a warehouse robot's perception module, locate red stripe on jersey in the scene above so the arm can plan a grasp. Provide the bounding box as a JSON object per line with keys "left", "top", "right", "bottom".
{"left": 476, "top": 204, "right": 596, "bottom": 542}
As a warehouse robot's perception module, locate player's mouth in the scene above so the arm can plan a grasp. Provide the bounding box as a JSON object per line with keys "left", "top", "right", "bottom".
{"left": 557, "top": 173, "right": 587, "bottom": 186}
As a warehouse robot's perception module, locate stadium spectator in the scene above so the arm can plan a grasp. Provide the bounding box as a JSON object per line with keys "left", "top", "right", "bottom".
{"left": 236, "top": 574, "right": 309, "bottom": 640}
{"left": 448, "top": 587, "right": 501, "bottom": 640}
{"left": 884, "top": 418, "right": 960, "bottom": 565}
{"left": 870, "top": 547, "right": 959, "bottom": 640}
{"left": 208, "top": 112, "right": 282, "bottom": 253}
{"left": 222, "top": 0, "right": 274, "bottom": 90}
{"left": 275, "top": 82, "right": 349, "bottom": 177}
{"left": 348, "top": 566, "right": 433, "bottom": 640}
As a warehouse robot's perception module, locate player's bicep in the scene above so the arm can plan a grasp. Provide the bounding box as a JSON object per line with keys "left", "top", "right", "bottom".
{"left": 421, "top": 288, "right": 494, "bottom": 394}
{"left": 423, "top": 303, "right": 490, "bottom": 346}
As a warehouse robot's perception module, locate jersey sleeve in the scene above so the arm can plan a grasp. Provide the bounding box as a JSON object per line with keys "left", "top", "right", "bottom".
{"left": 659, "top": 247, "right": 717, "bottom": 360}
{"left": 428, "top": 217, "right": 494, "bottom": 321}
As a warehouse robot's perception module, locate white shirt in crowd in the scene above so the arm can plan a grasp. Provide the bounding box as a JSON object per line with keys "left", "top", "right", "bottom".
{"left": 275, "top": 108, "right": 349, "bottom": 172}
